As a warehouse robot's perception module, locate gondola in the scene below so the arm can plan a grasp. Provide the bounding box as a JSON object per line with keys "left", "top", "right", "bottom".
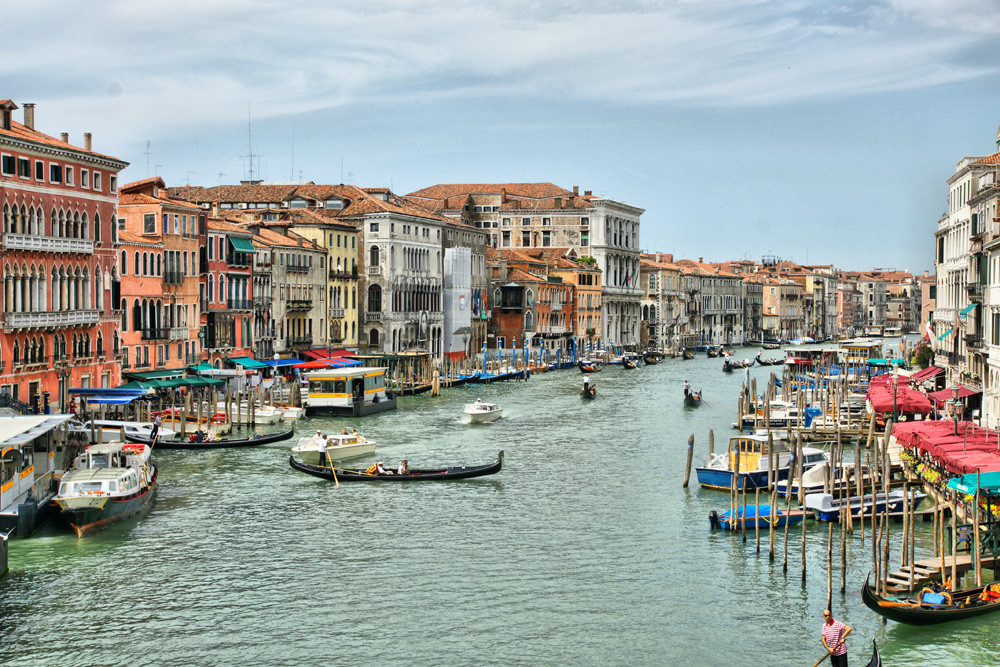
{"left": 124, "top": 427, "right": 295, "bottom": 450}
{"left": 683, "top": 389, "right": 702, "bottom": 407}
{"left": 288, "top": 451, "right": 503, "bottom": 481}
{"left": 706, "top": 347, "right": 720, "bottom": 358}
{"left": 581, "top": 385, "right": 598, "bottom": 399}
{"left": 681, "top": 350, "right": 695, "bottom": 360}
{"left": 864, "top": 639, "right": 882, "bottom": 667}
{"left": 861, "top": 573, "right": 1000, "bottom": 625}
{"left": 642, "top": 353, "right": 660, "bottom": 365}
{"left": 762, "top": 343, "right": 781, "bottom": 350}
{"left": 722, "top": 358, "right": 754, "bottom": 372}
{"left": 622, "top": 358, "right": 639, "bottom": 370}
{"left": 579, "top": 362, "right": 602, "bottom": 373}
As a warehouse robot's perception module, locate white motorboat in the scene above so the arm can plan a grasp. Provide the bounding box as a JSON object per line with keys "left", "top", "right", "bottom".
{"left": 54, "top": 442, "right": 157, "bottom": 537}
{"left": 215, "top": 402, "right": 283, "bottom": 425}
{"left": 270, "top": 403, "right": 305, "bottom": 421}
{"left": 291, "top": 432, "right": 376, "bottom": 464}
{"left": 775, "top": 460, "right": 871, "bottom": 497}
{"left": 805, "top": 490, "right": 927, "bottom": 522}
{"left": 464, "top": 402, "right": 503, "bottom": 423}
{"left": 69, "top": 419, "right": 178, "bottom": 443}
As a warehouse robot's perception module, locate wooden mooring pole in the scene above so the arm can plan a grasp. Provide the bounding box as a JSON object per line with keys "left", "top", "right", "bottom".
{"left": 683, "top": 434, "right": 694, "bottom": 488}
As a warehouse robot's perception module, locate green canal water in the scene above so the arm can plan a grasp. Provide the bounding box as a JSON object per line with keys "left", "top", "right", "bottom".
{"left": 2, "top": 353, "right": 999, "bottom": 665}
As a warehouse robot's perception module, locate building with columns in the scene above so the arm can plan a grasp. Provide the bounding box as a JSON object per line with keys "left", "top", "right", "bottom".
{"left": 0, "top": 99, "right": 126, "bottom": 410}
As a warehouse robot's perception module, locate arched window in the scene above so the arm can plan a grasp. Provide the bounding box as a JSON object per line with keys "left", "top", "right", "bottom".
{"left": 120, "top": 299, "right": 128, "bottom": 332}
{"left": 120, "top": 250, "right": 127, "bottom": 276}
{"left": 367, "top": 284, "right": 382, "bottom": 312}
{"left": 142, "top": 252, "right": 149, "bottom": 276}
{"left": 526, "top": 289, "right": 534, "bottom": 307}
{"left": 132, "top": 299, "right": 141, "bottom": 331}
{"left": 524, "top": 310, "right": 534, "bottom": 330}
{"left": 134, "top": 252, "right": 140, "bottom": 276}
{"left": 208, "top": 275, "right": 214, "bottom": 302}
{"left": 369, "top": 328, "right": 379, "bottom": 346}
{"left": 156, "top": 254, "right": 162, "bottom": 276}
{"left": 369, "top": 245, "right": 379, "bottom": 267}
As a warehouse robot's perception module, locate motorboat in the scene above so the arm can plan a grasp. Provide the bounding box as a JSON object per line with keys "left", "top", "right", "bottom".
{"left": 215, "top": 402, "right": 283, "bottom": 425}
{"left": 270, "top": 403, "right": 306, "bottom": 421}
{"left": 68, "top": 419, "right": 177, "bottom": 443}
{"left": 804, "top": 490, "right": 927, "bottom": 522}
{"left": 464, "top": 401, "right": 503, "bottom": 423}
{"left": 695, "top": 433, "right": 828, "bottom": 491}
{"left": 709, "top": 504, "right": 807, "bottom": 530}
{"left": 291, "top": 432, "right": 376, "bottom": 464}
{"left": 775, "top": 460, "right": 870, "bottom": 497}
{"left": 53, "top": 442, "right": 157, "bottom": 537}
{"left": 154, "top": 408, "right": 231, "bottom": 435}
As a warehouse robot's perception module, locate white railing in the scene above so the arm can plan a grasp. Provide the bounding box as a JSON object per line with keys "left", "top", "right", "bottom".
{"left": 367, "top": 266, "right": 381, "bottom": 275}
{"left": 365, "top": 312, "right": 381, "bottom": 322}
{"left": 329, "top": 309, "right": 346, "bottom": 319}
{"left": 3, "top": 234, "right": 94, "bottom": 254}
{"left": 4, "top": 309, "right": 99, "bottom": 331}
{"left": 550, "top": 301, "right": 563, "bottom": 311}
{"left": 168, "top": 327, "right": 188, "bottom": 341}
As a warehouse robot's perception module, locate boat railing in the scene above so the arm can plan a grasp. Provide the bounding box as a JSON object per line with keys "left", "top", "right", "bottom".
{"left": 32, "top": 470, "right": 54, "bottom": 500}
{"left": 707, "top": 453, "right": 728, "bottom": 468}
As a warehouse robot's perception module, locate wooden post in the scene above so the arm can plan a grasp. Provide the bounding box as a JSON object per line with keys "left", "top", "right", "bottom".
{"left": 741, "top": 482, "right": 748, "bottom": 543}
{"left": 755, "top": 487, "right": 761, "bottom": 554}
{"left": 683, "top": 434, "right": 694, "bottom": 488}
{"left": 841, "top": 505, "right": 847, "bottom": 595}
{"left": 827, "top": 521, "right": 834, "bottom": 607}
{"left": 708, "top": 429, "right": 715, "bottom": 460}
{"left": 951, "top": 498, "right": 958, "bottom": 592}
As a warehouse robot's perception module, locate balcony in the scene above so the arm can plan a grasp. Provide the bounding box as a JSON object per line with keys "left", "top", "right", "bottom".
{"left": 205, "top": 337, "right": 235, "bottom": 350}
{"left": 586, "top": 328, "right": 596, "bottom": 335}
{"left": 329, "top": 308, "right": 345, "bottom": 319}
{"left": 965, "top": 333, "right": 984, "bottom": 350}
{"left": 328, "top": 269, "right": 355, "bottom": 280}
{"left": 4, "top": 309, "right": 99, "bottom": 332}
{"left": 365, "top": 312, "right": 382, "bottom": 322}
{"left": 286, "top": 299, "right": 312, "bottom": 312}
{"left": 133, "top": 358, "right": 151, "bottom": 369}
{"left": 967, "top": 283, "right": 984, "bottom": 302}
{"left": 3, "top": 234, "right": 94, "bottom": 254}
{"left": 550, "top": 301, "right": 563, "bottom": 311}
{"left": 141, "top": 327, "right": 169, "bottom": 341}
{"left": 254, "top": 296, "right": 272, "bottom": 309}
{"left": 547, "top": 325, "right": 567, "bottom": 335}
{"left": 164, "top": 270, "right": 183, "bottom": 285}
{"left": 226, "top": 254, "right": 252, "bottom": 268}
{"left": 169, "top": 327, "right": 188, "bottom": 341}
{"left": 367, "top": 266, "right": 381, "bottom": 275}
{"left": 286, "top": 262, "right": 309, "bottom": 273}
{"left": 286, "top": 336, "right": 312, "bottom": 347}
{"left": 226, "top": 298, "right": 253, "bottom": 311}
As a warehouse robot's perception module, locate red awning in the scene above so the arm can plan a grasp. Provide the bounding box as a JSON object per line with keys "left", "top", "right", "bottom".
{"left": 928, "top": 384, "right": 981, "bottom": 403}
{"left": 293, "top": 360, "right": 335, "bottom": 369}
{"left": 911, "top": 365, "right": 944, "bottom": 383}
{"left": 300, "top": 349, "right": 357, "bottom": 360}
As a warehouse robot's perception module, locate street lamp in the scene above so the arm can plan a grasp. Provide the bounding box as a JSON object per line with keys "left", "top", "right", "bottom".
{"left": 891, "top": 368, "right": 899, "bottom": 424}
{"left": 951, "top": 384, "right": 962, "bottom": 436}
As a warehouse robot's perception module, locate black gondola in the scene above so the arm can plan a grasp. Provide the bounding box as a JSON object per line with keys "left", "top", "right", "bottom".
{"left": 579, "top": 361, "right": 602, "bottom": 373}
{"left": 861, "top": 573, "right": 1000, "bottom": 625}
{"left": 622, "top": 358, "right": 639, "bottom": 370}
{"left": 864, "top": 639, "right": 882, "bottom": 667}
{"left": 707, "top": 346, "right": 722, "bottom": 358}
{"left": 682, "top": 350, "right": 695, "bottom": 360}
{"left": 581, "top": 385, "right": 598, "bottom": 399}
{"left": 683, "top": 389, "right": 702, "bottom": 407}
{"left": 124, "top": 427, "right": 295, "bottom": 450}
{"left": 722, "top": 358, "right": 754, "bottom": 372}
{"left": 642, "top": 353, "right": 660, "bottom": 365}
{"left": 289, "top": 451, "right": 503, "bottom": 481}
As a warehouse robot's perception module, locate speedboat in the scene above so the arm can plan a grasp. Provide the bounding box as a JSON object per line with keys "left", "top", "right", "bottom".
{"left": 805, "top": 490, "right": 927, "bottom": 522}
{"left": 53, "top": 442, "right": 157, "bottom": 537}
{"left": 464, "top": 402, "right": 503, "bottom": 423}
{"left": 215, "top": 402, "right": 283, "bottom": 424}
{"left": 270, "top": 403, "right": 305, "bottom": 421}
{"left": 695, "top": 433, "right": 828, "bottom": 490}
{"left": 775, "top": 460, "right": 870, "bottom": 497}
{"left": 291, "top": 432, "right": 376, "bottom": 464}
{"left": 69, "top": 419, "right": 177, "bottom": 443}
{"left": 709, "top": 504, "right": 806, "bottom": 530}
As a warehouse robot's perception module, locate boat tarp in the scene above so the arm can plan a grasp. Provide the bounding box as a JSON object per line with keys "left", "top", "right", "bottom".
{"left": 228, "top": 236, "right": 255, "bottom": 254}
{"left": 229, "top": 356, "right": 269, "bottom": 370}
{"left": 911, "top": 365, "right": 944, "bottom": 382}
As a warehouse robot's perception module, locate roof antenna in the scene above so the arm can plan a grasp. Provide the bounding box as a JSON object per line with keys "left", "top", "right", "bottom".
{"left": 143, "top": 140, "right": 152, "bottom": 178}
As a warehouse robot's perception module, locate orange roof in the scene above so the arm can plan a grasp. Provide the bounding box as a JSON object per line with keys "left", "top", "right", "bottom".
{"left": 971, "top": 152, "right": 1000, "bottom": 166}
{"left": 0, "top": 117, "right": 125, "bottom": 165}
{"left": 118, "top": 230, "right": 163, "bottom": 247}
{"left": 207, "top": 217, "right": 252, "bottom": 236}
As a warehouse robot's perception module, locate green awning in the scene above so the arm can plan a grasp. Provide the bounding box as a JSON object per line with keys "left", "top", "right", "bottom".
{"left": 123, "top": 369, "right": 185, "bottom": 380}
{"left": 120, "top": 377, "right": 225, "bottom": 389}
{"left": 229, "top": 356, "right": 268, "bottom": 370}
{"left": 937, "top": 327, "right": 954, "bottom": 341}
{"left": 959, "top": 303, "right": 977, "bottom": 319}
{"left": 188, "top": 362, "right": 215, "bottom": 371}
{"left": 229, "top": 237, "right": 255, "bottom": 254}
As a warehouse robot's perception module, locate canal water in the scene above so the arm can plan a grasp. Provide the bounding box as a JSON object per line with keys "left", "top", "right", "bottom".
{"left": 2, "top": 352, "right": 999, "bottom": 665}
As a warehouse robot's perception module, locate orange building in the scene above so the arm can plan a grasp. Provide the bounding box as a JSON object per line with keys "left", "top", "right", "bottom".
{"left": 0, "top": 99, "right": 126, "bottom": 410}
{"left": 117, "top": 178, "right": 203, "bottom": 371}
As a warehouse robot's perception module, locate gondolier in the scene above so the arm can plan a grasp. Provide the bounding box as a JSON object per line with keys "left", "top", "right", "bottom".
{"left": 820, "top": 609, "right": 851, "bottom": 666}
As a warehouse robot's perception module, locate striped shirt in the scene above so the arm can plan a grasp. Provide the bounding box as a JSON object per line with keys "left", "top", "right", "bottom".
{"left": 822, "top": 619, "right": 848, "bottom": 656}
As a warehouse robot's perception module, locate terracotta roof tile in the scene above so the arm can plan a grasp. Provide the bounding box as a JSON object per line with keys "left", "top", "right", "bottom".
{"left": 118, "top": 230, "right": 163, "bottom": 247}
{"left": 0, "top": 119, "right": 124, "bottom": 163}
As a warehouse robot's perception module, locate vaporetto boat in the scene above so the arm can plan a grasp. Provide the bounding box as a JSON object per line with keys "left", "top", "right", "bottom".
{"left": 303, "top": 366, "right": 397, "bottom": 416}
{"left": 53, "top": 442, "right": 157, "bottom": 537}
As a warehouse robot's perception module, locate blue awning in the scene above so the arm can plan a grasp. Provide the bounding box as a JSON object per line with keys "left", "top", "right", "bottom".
{"left": 262, "top": 359, "right": 301, "bottom": 368}
{"left": 88, "top": 396, "right": 143, "bottom": 405}
{"left": 70, "top": 388, "right": 150, "bottom": 397}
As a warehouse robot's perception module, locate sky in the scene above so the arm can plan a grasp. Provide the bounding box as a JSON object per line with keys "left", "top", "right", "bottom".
{"left": 4, "top": 0, "right": 1000, "bottom": 274}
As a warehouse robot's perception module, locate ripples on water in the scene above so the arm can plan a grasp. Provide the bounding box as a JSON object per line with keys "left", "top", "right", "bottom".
{"left": 2, "top": 353, "right": 1000, "bottom": 665}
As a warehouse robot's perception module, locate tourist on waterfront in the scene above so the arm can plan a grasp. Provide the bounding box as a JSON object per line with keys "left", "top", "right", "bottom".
{"left": 820, "top": 609, "right": 851, "bottom": 666}
{"left": 317, "top": 435, "right": 329, "bottom": 467}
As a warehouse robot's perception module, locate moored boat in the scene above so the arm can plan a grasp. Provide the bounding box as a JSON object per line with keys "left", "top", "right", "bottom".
{"left": 805, "top": 490, "right": 927, "bottom": 522}
{"left": 291, "top": 431, "right": 376, "bottom": 463}
{"left": 695, "top": 433, "right": 827, "bottom": 490}
{"left": 215, "top": 402, "right": 283, "bottom": 425}
{"left": 124, "top": 427, "right": 294, "bottom": 450}
{"left": 861, "top": 573, "right": 1000, "bottom": 625}
{"left": 304, "top": 366, "right": 397, "bottom": 416}
{"left": 464, "top": 401, "right": 503, "bottom": 423}
{"left": 288, "top": 451, "right": 504, "bottom": 481}
{"left": 53, "top": 442, "right": 157, "bottom": 537}
{"left": 708, "top": 504, "right": 806, "bottom": 530}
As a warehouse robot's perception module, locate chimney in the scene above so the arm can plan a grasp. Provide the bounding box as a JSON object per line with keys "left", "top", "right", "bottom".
{"left": 698, "top": 257, "right": 703, "bottom": 263}
{"left": 0, "top": 100, "right": 14, "bottom": 131}
{"left": 584, "top": 190, "right": 592, "bottom": 197}
{"left": 554, "top": 197, "right": 562, "bottom": 209}
{"left": 84, "top": 132, "right": 92, "bottom": 152}
{"left": 500, "top": 188, "right": 507, "bottom": 204}
{"left": 572, "top": 185, "right": 579, "bottom": 196}
{"left": 23, "top": 103, "right": 35, "bottom": 131}
{"left": 655, "top": 252, "right": 661, "bottom": 262}
{"left": 60, "top": 132, "right": 68, "bottom": 143}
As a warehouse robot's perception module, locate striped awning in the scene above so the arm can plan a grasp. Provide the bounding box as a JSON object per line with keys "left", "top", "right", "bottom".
{"left": 937, "top": 327, "right": 954, "bottom": 341}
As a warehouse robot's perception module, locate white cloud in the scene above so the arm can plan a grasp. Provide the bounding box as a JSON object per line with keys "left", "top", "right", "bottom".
{"left": 1, "top": 0, "right": 996, "bottom": 144}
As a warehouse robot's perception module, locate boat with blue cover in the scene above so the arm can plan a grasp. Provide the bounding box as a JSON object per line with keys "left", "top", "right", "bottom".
{"left": 805, "top": 490, "right": 927, "bottom": 522}
{"left": 708, "top": 504, "right": 807, "bottom": 530}
{"left": 695, "top": 433, "right": 827, "bottom": 491}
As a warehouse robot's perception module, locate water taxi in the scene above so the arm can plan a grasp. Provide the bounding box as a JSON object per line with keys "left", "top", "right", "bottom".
{"left": 291, "top": 432, "right": 376, "bottom": 463}
{"left": 0, "top": 414, "right": 74, "bottom": 537}
{"left": 464, "top": 401, "right": 503, "bottom": 423}
{"left": 54, "top": 441, "right": 157, "bottom": 537}
{"left": 303, "top": 366, "right": 397, "bottom": 416}
{"left": 695, "top": 433, "right": 827, "bottom": 490}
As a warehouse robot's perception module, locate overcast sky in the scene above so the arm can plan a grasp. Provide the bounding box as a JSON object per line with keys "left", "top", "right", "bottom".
{"left": 4, "top": 0, "right": 999, "bottom": 273}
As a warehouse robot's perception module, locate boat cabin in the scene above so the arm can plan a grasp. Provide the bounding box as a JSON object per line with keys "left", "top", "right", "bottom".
{"left": 0, "top": 414, "right": 74, "bottom": 536}
{"left": 59, "top": 443, "right": 146, "bottom": 498}
{"left": 728, "top": 435, "right": 789, "bottom": 471}
{"left": 304, "top": 366, "right": 397, "bottom": 416}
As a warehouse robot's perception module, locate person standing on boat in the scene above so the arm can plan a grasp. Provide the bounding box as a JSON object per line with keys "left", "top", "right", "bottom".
{"left": 151, "top": 413, "right": 162, "bottom": 442}
{"left": 317, "top": 435, "right": 329, "bottom": 468}
{"left": 820, "top": 610, "right": 851, "bottom": 666}
{"left": 583, "top": 376, "right": 590, "bottom": 390}
{"left": 683, "top": 380, "right": 690, "bottom": 397}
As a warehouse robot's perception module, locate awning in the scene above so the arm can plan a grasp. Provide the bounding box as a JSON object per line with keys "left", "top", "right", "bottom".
{"left": 937, "top": 327, "right": 954, "bottom": 341}
{"left": 89, "top": 395, "right": 144, "bottom": 405}
{"left": 293, "top": 360, "right": 335, "bottom": 369}
{"left": 911, "top": 365, "right": 944, "bottom": 382}
{"left": 123, "top": 369, "right": 185, "bottom": 380}
{"left": 948, "top": 471, "right": 1000, "bottom": 496}
{"left": 960, "top": 303, "right": 977, "bottom": 318}
{"left": 228, "top": 237, "right": 255, "bottom": 254}
{"left": 929, "top": 384, "right": 981, "bottom": 402}
{"left": 69, "top": 387, "right": 151, "bottom": 397}
{"left": 229, "top": 356, "right": 269, "bottom": 370}
{"left": 188, "top": 362, "right": 215, "bottom": 372}
{"left": 301, "top": 349, "right": 357, "bottom": 360}
{"left": 262, "top": 358, "right": 302, "bottom": 368}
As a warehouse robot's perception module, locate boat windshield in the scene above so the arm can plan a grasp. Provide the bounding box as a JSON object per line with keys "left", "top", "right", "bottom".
{"left": 89, "top": 453, "right": 110, "bottom": 468}
{"left": 78, "top": 481, "right": 103, "bottom": 493}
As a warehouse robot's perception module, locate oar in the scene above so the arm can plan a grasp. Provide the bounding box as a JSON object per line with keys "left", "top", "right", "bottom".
{"left": 325, "top": 452, "right": 339, "bottom": 486}
{"left": 810, "top": 650, "right": 833, "bottom": 667}
{"left": 595, "top": 388, "right": 607, "bottom": 399}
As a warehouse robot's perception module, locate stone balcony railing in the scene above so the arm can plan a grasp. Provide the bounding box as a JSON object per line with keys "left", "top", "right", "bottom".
{"left": 365, "top": 312, "right": 382, "bottom": 322}
{"left": 367, "top": 265, "right": 381, "bottom": 275}
{"left": 169, "top": 327, "right": 188, "bottom": 341}
{"left": 329, "top": 308, "right": 346, "bottom": 319}
{"left": 3, "top": 234, "right": 93, "bottom": 254}
{"left": 4, "top": 309, "right": 99, "bottom": 332}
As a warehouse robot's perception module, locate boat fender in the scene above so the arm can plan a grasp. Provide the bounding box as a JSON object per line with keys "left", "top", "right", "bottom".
{"left": 708, "top": 510, "right": 721, "bottom": 530}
